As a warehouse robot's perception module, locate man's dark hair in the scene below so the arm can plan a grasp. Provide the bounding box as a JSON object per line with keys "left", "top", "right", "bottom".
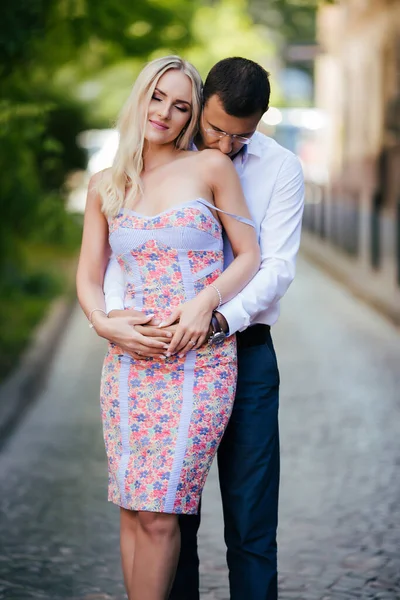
{"left": 203, "top": 57, "right": 270, "bottom": 117}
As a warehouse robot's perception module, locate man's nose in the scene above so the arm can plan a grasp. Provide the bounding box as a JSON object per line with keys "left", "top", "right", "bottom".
{"left": 218, "top": 135, "right": 233, "bottom": 154}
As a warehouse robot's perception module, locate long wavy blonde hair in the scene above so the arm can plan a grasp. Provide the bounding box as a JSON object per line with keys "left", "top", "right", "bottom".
{"left": 99, "top": 56, "right": 203, "bottom": 217}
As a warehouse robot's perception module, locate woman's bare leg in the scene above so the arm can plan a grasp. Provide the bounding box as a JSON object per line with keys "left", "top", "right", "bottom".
{"left": 120, "top": 507, "right": 138, "bottom": 597}
{"left": 130, "top": 511, "right": 180, "bottom": 600}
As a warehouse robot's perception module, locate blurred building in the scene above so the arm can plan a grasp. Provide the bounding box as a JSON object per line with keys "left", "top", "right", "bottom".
{"left": 302, "top": 0, "right": 400, "bottom": 323}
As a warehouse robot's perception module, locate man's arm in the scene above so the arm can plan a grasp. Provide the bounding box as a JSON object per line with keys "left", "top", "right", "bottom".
{"left": 103, "top": 255, "right": 125, "bottom": 314}
{"left": 217, "top": 153, "right": 304, "bottom": 335}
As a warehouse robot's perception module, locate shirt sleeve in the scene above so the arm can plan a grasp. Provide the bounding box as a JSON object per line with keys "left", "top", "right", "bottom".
{"left": 218, "top": 153, "right": 305, "bottom": 335}
{"left": 103, "top": 255, "right": 125, "bottom": 313}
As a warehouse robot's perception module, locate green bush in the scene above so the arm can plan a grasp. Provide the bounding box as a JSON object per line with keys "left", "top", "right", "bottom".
{"left": 0, "top": 241, "right": 77, "bottom": 381}
{"left": 0, "top": 90, "right": 85, "bottom": 381}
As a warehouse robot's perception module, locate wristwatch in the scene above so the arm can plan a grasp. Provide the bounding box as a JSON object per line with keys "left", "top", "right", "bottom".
{"left": 208, "top": 313, "right": 226, "bottom": 346}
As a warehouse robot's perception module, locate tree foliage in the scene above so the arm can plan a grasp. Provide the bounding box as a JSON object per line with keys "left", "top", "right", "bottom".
{"left": 0, "top": 0, "right": 201, "bottom": 253}
{"left": 1, "top": 0, "right": 196, "bottom": 74}
{"left": 0, "top": 0, "right": 202, "bottom": 375}
{"left": 249, "top": 0, "right": 317, "bottom": 46}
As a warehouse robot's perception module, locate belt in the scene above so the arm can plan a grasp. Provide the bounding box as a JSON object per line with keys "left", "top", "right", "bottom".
{"left": 236, "top": 324, "right": 270, "bottom": 349}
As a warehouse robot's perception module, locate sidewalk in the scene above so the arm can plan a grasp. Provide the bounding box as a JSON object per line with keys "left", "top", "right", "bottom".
{"left": 0, "top": 255, "right": 399, "bottom": 599}
{"left": 0, "top": 297, "right": 75, "bottom": 446}
{"left": 301, "top": 231, "right": 400, "bottom": 326}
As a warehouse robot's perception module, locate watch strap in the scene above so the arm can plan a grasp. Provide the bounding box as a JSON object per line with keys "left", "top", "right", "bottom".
{"left": 211, "top": 313, "right": 221, "bottom": 334}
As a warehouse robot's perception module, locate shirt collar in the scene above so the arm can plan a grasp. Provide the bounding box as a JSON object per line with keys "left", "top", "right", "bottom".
{"left": 246, "top": 132, "right": 263, "bottom": 158}
{"left": 232, "top": 134, "right": 262, "bottom": 170}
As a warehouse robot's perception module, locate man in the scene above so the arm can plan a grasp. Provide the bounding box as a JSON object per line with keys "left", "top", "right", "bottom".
{"left": 103, "top": 57, "right": 304, "bottom": 600}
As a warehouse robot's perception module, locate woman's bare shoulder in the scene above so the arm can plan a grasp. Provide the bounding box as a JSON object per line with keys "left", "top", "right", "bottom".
{"left": 85, "top": 169, "right": 112, "bottom": 212}
{"left": 194, "top": 150, "right": 236, "bottom": 187}
{"left": 196, "top": 149, "right": 234, "bottom": 174}
{"left": 89, "top": 167, "right": 112, "bottom": 189}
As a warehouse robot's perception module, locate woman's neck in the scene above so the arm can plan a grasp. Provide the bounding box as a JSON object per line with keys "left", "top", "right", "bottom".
{"left": 142, "top": 141, "right": 180, "bottom": 173}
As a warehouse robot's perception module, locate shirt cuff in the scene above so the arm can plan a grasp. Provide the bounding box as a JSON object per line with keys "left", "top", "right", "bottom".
{"left": 105, "top": 295, "right": 124, "bottom": 314}
{"left": 218, "top": 296, "right": 250, "bottom": 336}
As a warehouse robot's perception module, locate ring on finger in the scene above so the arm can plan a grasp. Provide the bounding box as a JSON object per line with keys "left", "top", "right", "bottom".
{"left": 189, "top": 340, "right": 196, "bottom": 346}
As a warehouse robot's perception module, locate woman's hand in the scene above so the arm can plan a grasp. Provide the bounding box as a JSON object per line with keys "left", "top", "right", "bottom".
{"left": 93, "top": 312, "right": 170, "bottom": 359}
{"left": 108, "top": 309, "right": 177, "bottom": 359}
{"left": 108, "top": 309, "right": 172, "bottom": 340}
{"left": 159, "top": 288, "right": 216, "bottom": 357}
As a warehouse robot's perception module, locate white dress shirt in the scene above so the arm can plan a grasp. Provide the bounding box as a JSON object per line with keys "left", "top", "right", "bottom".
{"left": 103, "top": 131, "right": 304, "bottom": 335}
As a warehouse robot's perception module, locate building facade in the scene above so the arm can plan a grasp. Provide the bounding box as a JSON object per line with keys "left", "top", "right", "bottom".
{"left": 303, "top": 0, "right": 400, "bottom": 322}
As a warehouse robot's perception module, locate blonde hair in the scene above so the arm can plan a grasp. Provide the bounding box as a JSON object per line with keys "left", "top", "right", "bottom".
{"left": 100, "top": 56, "right": 203, "bottom": 217}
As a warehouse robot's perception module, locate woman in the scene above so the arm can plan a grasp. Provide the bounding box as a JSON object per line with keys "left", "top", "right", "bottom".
{"left": 76, "top": 55, "right": 260, "bottom": 600}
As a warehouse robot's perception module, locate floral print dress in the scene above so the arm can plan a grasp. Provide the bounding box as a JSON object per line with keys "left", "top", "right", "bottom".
{"left": 100, "top": 197, "right": 253, "bottom": 514}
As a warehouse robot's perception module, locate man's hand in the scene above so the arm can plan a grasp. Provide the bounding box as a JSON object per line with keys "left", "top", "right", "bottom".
{"left": 135, "top": 322, "right": 177, "bottom": 339}
{"left": 109, "top": 309, "right": 172, "bottom": 338}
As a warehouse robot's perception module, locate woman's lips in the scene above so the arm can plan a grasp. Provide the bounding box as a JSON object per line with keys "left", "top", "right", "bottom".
{"left": 150, "top": 120, "right": 169, "bottom": 130}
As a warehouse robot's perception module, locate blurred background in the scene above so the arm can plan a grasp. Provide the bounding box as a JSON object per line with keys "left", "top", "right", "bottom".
{"left": 0, "top": 1, "right": 400, "bottom": 599}
{"left": 1, "top": 0, "right": 399, "bottom": 381}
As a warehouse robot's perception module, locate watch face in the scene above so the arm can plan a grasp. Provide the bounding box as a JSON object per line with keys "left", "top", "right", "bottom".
{"left": 211, "top": 331, "right": 226, "bottom": 346}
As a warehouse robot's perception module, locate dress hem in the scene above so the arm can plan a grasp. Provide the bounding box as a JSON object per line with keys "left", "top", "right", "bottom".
{"left": 108, "top": 497, "right": 199, "bottom": 515}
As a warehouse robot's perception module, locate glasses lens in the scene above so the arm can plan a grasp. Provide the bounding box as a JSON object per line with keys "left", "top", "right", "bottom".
{"left": 204, "top": 126, "right": 251, "bottom": 145}
{"left": 206, "top": 129, "right": 223, "bottom": 139}
{"left": 235, "top": 136, "right": 250, "bottom": 145}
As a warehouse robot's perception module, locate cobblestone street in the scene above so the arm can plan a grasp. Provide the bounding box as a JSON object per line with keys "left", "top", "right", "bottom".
{"left": 0, "top": 256, "right": 399, "bottom": 600}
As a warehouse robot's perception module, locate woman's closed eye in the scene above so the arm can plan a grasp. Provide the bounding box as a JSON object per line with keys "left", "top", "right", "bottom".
{"left": 151, "top": 95, "right": 188, "bottom": 113}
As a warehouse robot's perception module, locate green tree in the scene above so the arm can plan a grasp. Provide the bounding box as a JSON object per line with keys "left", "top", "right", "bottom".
{"left": 0, "top": 0, "right": 202, "bottom": 378}
{"left": 0, "top": 0, "right": 202, "bottom": 252}
{"left": 64, "top": 0, "right": 278, "bottom": 124}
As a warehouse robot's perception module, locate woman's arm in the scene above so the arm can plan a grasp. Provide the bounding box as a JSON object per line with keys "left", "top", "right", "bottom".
{"left": 76, "top": 172, "right": 168, "bottom": 356}
{"left": 204, "top": 150, "right": 260, "bottom": 304}
{"left": 162, "top": 150, "right": 260, "bottom": 355}
{"left": 76, "top": 172, "right": 113, "bottom": 324}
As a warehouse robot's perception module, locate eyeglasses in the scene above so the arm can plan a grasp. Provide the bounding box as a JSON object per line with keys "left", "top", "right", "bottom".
{"left": 202, "top": 117, "right": 253, "bottom": 145}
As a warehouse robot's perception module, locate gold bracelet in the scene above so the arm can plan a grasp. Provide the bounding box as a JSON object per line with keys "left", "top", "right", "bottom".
{"left": 88, "top": 308, "right": 107, "bottom": 329}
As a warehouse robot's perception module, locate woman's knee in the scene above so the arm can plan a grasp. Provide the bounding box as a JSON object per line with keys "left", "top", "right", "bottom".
{"left": 120, "top": 507, "right": 137, "bottom": 532}
{"left": 137, "top": 511, "right": 178, "bottom": 539}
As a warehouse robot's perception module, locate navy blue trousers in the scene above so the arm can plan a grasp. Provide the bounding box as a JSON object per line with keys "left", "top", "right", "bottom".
{"left": 169, "top": 333, "right": 280, "bottom": 600}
